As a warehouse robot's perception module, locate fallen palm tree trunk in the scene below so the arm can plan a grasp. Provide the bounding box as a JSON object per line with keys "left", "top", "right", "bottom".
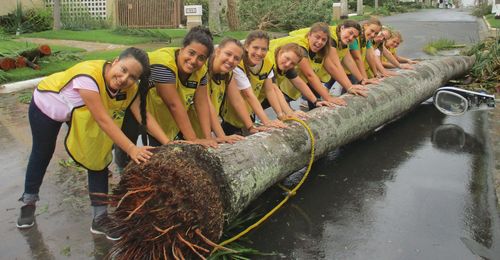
{"left": 110, "top": 56, "right": 474, "bottom": 259}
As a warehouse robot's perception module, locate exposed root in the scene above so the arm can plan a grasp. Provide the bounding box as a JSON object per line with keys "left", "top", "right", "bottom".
{"left": 195, "top": 228, "right": 237, "bottom": 253}
{"left": 163, "top": 245, "right": 168, "bottom": 260}
{"left": 175, "top": 246, "right": 186, "bottom": 260}
{"left": 177, "top": 233, "right": 207, "bottom": 259}
{"left": 116, "top": 186, "right": 153, "bottom": 209}
{"left": 107, "top": 144, "right": 225, "bottom": 259}
{"left": 124, "top": 193, "right": 153, "bottom": 220}
{"left": 147, "top": 224, "right": 181, "bottom": 241}
{"left": 172, "top": 240, "right": 180, "bottom": 260}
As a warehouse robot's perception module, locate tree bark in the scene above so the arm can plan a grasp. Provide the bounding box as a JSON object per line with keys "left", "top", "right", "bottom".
{"left": 375, "top": 0, "right": 379, "bottom": 9}
{"left": 208, "top": 0, "right": 222, "bottom": 35}
{"left": 53, "top": 0, "right": 61, "bottom": 30}
{"left": 140, "top": 56, "right": 474, "bottom": 221}
{"left": 357, "top": 0, "right": 364, "bottom": 15}
{"left": 226, "top": 0, "right": 239, "bottom": 31}
{"left": 341, "top": 0, "right": 349, "bottom": 18}
{"left": 111, "top": 56, "right": 474, "bottom": 257}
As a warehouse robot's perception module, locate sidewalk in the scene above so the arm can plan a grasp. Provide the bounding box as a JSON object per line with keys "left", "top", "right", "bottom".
{"left": 14, "top": 37, "right": 127, "bottom": 52}
{"left": 480, "top": 15, "right": 500, "bottom": 207}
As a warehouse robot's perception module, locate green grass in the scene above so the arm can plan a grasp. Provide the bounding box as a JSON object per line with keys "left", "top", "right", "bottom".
{"left": 20, "top": 29, "right": 250, "bottom": 45}
{"left": 1, "top": 30, "right": 251, "bottom": 84}
{"left": 485, "top": 14, "right": 500, "bottom": 29}
{"left": 0, "top": 39, "right": 84, "bottom": 54}
{"left": 21, "top": 29, "right": 156, "bottom": 45}
{"left": 423, "top": 38, "right": 465, "bottom": 55}
{"left": 0, "top": 39, "right": 118, "bottom": 84}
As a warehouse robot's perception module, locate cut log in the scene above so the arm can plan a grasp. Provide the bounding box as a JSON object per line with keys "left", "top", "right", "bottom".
{"left": 110, "top": 55, "right": 475, "bottom": 259}
{"left": 0, "top": 57, "right": 16, "bottom": 71}
{"left": 19, "top": 45, "right": 52, "bottom": 61}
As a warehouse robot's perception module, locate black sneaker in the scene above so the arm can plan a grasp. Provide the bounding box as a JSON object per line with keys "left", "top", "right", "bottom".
{"left": 17, "top": 204, "right": 36, "bottom": 229}
{"left": 90, "top": 215, "right": 123, "bottom": 241}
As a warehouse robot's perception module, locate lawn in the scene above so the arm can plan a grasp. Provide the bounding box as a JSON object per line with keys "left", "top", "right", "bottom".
{"left": 21, "top": 29, "right": 171, "bottom": 45}
{"left": 485, "top": 14, "right": 500, "bottom": 29}
{"left": 1, "top": 29, "right": 252, "bottom": 84}
{"left": 21, "top": 29, "right": 251, "bottom": 45}
{"left": 0, "top": 39, "right": 84, "bottom": 54}
{"left": 0, "top": 39, "right": 118, "bottom": 84}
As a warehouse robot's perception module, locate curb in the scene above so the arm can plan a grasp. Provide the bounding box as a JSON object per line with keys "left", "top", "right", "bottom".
{"left": 0, "top": 77, "right": 43, "bottom": 94}
{"left": 482, "top": 15, "right": 498, "bottom": 32}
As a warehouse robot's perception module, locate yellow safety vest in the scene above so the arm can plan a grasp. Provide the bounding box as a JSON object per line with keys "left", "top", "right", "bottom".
{"left": 189, "top": 71, "right": 233, "bottom": 138}
{"left": 270, "top": 35, "right": 330, "bottom": 100}
{"left": 221, "top": 58, "right": 274, "bottom": 129}
{"left": 381, "top": 47, "right": 397, "bottom": 63}
{"left": 352, "top": 36, "right": 375, "bottom": 78}
{"left": 38, "top": 60, "right": 138, "bottom": 171}
{"left": 289, "top": 26, "right": 349, "bottom": 60}
{"left": 146, "top": 47, "right": 208, "bottom": 139}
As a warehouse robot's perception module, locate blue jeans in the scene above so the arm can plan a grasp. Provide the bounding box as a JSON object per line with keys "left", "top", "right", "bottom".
{"left": 23, "top": 100, "right": 109, "bottom": 206}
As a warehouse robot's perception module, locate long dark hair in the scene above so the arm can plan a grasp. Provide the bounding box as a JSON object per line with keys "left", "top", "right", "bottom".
{"left": 183, "top": 26, "right": 214, "bottom": 58}
{"left": 308, "top": 22, "right": 331, "bottom": 58}
{"left": 242, "top": 30, "right": 270, "bottom": 78}
{"left": 119, "top": 47, "right": 150, "bottom": 145}
{"left": 336, "top": 20, "right": 361, "bottom": 49}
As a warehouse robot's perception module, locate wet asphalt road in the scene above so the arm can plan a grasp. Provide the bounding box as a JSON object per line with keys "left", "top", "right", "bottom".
{"left": 0, "top": 8, "right": 498, "bottom": 260}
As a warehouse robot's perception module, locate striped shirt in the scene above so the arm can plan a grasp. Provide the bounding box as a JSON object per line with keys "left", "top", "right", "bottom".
{"left": 149, "top": 66, "right": 207, "bottom": 87}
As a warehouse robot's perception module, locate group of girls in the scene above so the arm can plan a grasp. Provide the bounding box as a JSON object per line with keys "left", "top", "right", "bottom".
{"left": 17, "top": 19, "right": 416, "bottom": 240}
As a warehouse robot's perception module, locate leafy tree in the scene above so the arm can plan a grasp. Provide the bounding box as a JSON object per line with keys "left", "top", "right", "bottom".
{"left": 238, "top": 0, "right": 332, "bottom": 31}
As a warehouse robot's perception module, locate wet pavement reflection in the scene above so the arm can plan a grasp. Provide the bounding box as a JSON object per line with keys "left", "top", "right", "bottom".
{"left": 246, "top": 105, "right": 500, "bottom": 259}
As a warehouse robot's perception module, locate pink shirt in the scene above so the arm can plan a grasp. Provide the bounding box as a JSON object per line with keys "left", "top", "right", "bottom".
{"left": 33, "top": 76, "right": 99, "bottom": 122}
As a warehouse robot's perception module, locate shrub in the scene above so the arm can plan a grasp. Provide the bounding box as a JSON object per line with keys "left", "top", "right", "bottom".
{"left": 60, "top": 3, "right": 109, "bottom": 30}
{"left": 238, "top": 0, "right": 331, "bottom": 31}
{"left": 0, "top": 4, "right": 52, "bottom": 34}
{"left": 471, "top": 4, "right": 492, "bottom": 17}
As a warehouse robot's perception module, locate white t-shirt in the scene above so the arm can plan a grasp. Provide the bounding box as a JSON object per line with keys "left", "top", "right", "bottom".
{"left": 34, "top": 76, "right": 99, "bottom": 122}
{"left": 233, "top": 66, "right": 274, "bottom": 90}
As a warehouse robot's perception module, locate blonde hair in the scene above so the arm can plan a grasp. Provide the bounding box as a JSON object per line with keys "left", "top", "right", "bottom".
{"left": 276, "top": 43, "right": 305, "bottom": 61}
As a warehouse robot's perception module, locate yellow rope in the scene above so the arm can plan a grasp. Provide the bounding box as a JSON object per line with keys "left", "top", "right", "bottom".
{"left": 216, "top": 117, "right": 315, "bottom": 248}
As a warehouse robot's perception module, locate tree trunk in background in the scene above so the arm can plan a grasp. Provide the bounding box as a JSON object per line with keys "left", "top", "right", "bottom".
{"left": 53, "top": 0, "right": 61, "bottom": 30}
{"left": 357, "top": 0, "right": 364, "bottom": 15}
{"left": 226, "top": 0, "right": 239, "bottom": 31}
{"left": 340, "top": 0, "right": 349, "bottom": 18}
{"left": 375, "top": 0, "right": 379, "bottom": 9}
{"left": 209, "top": 0, "right": 222, "bottom": 35}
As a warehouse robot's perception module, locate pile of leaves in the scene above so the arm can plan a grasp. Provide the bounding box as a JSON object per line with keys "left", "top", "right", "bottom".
{"left": 0, "top": 3, "right": 52, "bottom": 34}
{"left": 461, "top": 36, "right": 500, "bottom": 94}
{"left": 237, "top": 0, "right": 331, "bottom": 31}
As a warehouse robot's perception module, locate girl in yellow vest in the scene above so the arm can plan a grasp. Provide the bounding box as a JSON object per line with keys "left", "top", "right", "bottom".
{"left": 349, "top": 17, "right": 384, "bottom": 84}
{"left": 115, "top": 26, "right": 218, "bottom": 172}
{"left": 281, "top": 23, "right": 350, "bottom": 110}
{"left": 323, "top": 20, "right": 369, "bottom": 98}
{"left": 289, "top": 21, "right": 368, "bottom": 104}
{"left": 221, "top": 31, "right": 289, "bottom": 135}
{"left": 381, "top": 31, "right": 418, "bottom": 70}
{"left": 371, "top": 27, "right": 400, "bottom": 78}
{"left": 267, "top": 41, "right": 336, "bottom": 113}
{"left": 17, "top": 48, "right": 169, "bottom": 241}
{"left": 188, "top": 37, "right": 246, "bottom": 143}
{"left": 144, "top": 26, "right": 216, "bottom": 147}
